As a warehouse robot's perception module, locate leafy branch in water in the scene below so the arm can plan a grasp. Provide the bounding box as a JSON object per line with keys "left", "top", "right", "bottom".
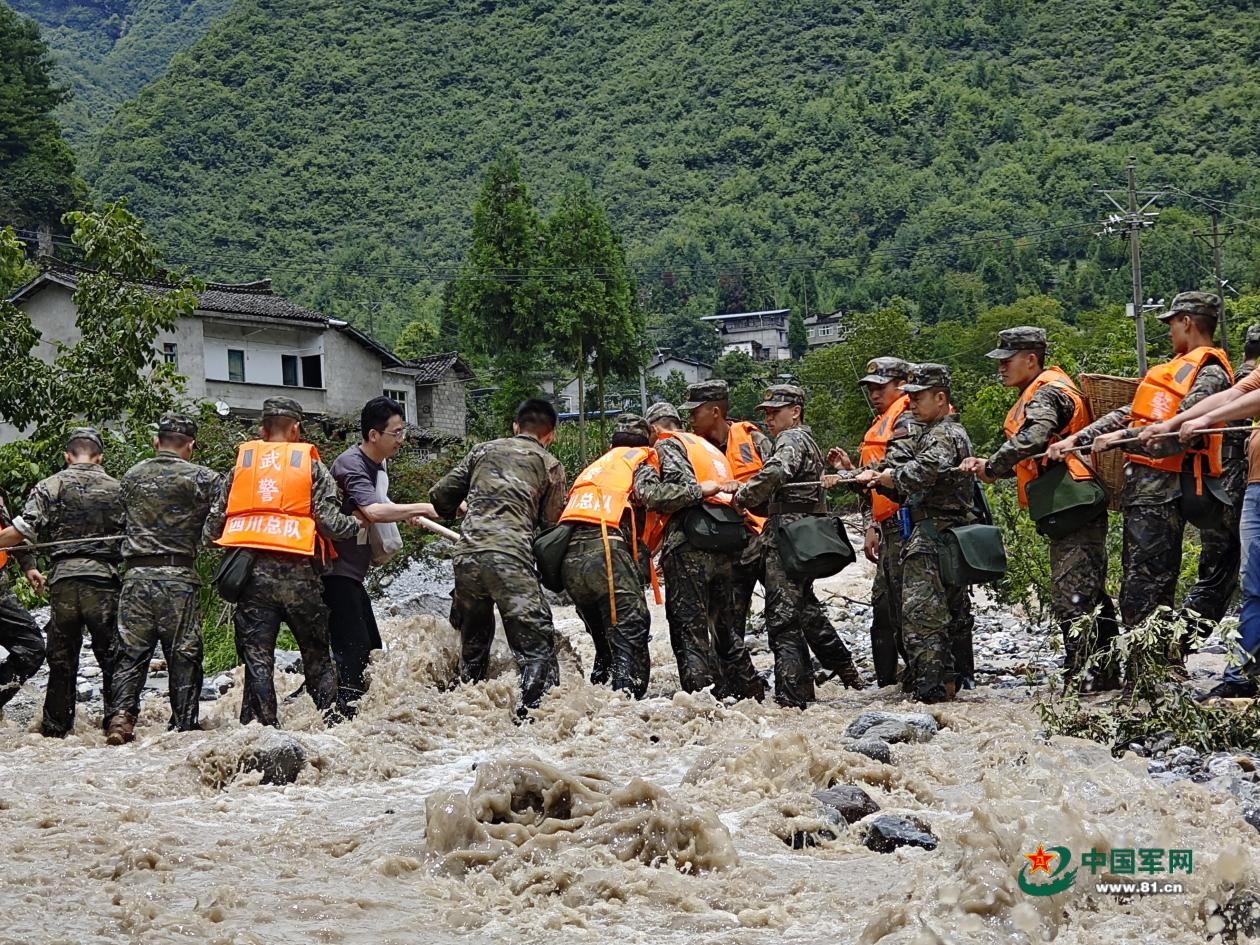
{"left": 1035, "top": 607, "right": 1260, "bottom": 754}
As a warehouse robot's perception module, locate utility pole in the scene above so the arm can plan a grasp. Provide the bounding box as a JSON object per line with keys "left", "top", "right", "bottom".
{"left": 1098, "top": 158, "right": 1162, "bottom": 375}
{"left": 1210, "top": 211, "right": 1228, "bottom": 355}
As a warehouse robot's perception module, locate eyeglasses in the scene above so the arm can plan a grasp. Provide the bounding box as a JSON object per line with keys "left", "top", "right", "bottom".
{"left": 380, "top": 428, "right": 406, "bottom": 439}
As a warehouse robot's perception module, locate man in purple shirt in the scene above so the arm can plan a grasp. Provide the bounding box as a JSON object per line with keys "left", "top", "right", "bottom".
{"left": 325, "top": 397, "right": 436, "bottom": 709}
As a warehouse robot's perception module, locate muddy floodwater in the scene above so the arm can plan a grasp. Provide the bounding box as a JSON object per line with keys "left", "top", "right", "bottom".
{"left": 1, "top": 560, "right": 1257, "bottom": 945}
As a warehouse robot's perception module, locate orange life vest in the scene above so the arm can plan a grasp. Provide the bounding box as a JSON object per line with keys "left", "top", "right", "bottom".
{"left": 561, "top": 446, "right": 659, "bottom": 529}
{"left": 1126, "top": 347, "right": 1231, "bottom": 483}
{"left": 1005, "top": 368, "right": 1094, "bottom": 508}
{"left": 643, "top": 430, "right": 742, "bottom": 548}
{"left": 859, "top": 394, "right": 910, "bottom": 523}
{"left": 723, "top": 421, "right": 768, "bottom": 534}
{"left": 217, "top": 440, "right": 321, "bottom": 556}
{"left": 0, "top": 549, "right": 7, "bottom": 569}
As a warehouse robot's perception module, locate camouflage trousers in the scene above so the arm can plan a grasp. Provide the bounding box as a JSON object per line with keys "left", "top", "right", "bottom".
{"left": 111, "top": 570, "right": 203, "bottom": 731}
{"left": 234, "top": 553, "right": 341, "bottom": 727}
{"left": 561, "top": 530, "right": 650, "bottom": 698}
{"left": 0, "top": 590, "right": 44, "bottom": 713}
{"left": 451, "top": 551, "right": 558, "bottom": 713}
{"left": 870, "top": 520, "right": 906, "bottom": 687}
{"left": 42, "top": 577, "right": 119, "bottom": 737}
{"left": 1182, "top": 505, "right": 1241, "bottom": 624}
{"left": 1048, "top": 515, "right": 1118, "bottom": 674}
{"left": 661, "top": 544, "right": 763, "bottom": 700}
{"left": 1120, "top": 501, "right": 1183, "bottom": 628}
{"left": 899, "top": 521, "right": 971, "bottom": 701}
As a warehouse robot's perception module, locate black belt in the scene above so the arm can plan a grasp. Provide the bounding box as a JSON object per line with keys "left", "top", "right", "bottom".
{"left": 768, "top": 501, "right": 827, "bottom": 516}
{"left": 127, "top": 553, "right": 196, "bottom": 569}
{"left": 908, "top": 509, "right": 967, "bottom": 525}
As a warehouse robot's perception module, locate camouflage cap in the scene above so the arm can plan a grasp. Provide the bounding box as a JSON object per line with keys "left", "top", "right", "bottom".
{"left": 66, "top": 426, "right": 103, "bottom": 452}
{"left": 986, "top": 326, "right": 1047, "bottom": 359}
{"left": 680, "top": 379, "right": 730, "bottom": 412}
{"left": 613, "top": 412, "right": 651, "bottom": 441}
{"left": 645, "top": 401, "right": 681, "bottom": 425}
{"left": 859, "top": 356, "right": 912, "bottom": 385}
{"left": 262, "top": 396, "right": 304, "bottom": 421}
{"left": 1159, "top": 290, "right": 1221, "bottom": 322}
{"left": 755, "top": 384, "right": 806, "bottom": 410}
{"left": 157, "top": 412, "right": 198, "bottom": 438}
{"left": 901, "top": 363, "right": 952, "bottom": 393}
{"left": 1246, "top": 323, "right": 1260, "bottom": 345}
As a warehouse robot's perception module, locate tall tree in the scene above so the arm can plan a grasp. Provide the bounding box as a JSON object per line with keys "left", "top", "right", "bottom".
{"left": 787, "top": 309, "right": 809, "bottom": 359}
{"left": 451, "top": 152, "right": 545, "bottom": 427}
{"left": 541, "top": 180, "right": 640, "bottom": 463}
{"left": 0, "top": 7, "right": 84, "bottom": 229}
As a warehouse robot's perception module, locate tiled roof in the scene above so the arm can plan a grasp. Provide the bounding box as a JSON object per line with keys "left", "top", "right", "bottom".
{"left": 404, "top": 352, "right": 476, "bottom": 384}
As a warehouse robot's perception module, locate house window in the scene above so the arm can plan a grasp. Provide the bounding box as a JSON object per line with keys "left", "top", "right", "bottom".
{"left": 163, "top": 343, "right": 178, "bottom": 367}
{"left": 383, "top": 388, "right": 409, "bottom": 422}
{"left": 227, "top": 349, "right": 245, "bottom": 383}
{"left": 282, "top": 355, "right": 299, "bottom": 387}
{"left": 301, "top": 354, "right": 323, "bottom": 389}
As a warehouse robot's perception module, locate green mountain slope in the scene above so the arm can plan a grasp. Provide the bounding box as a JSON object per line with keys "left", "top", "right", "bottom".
{"left": 83, "top": 0, "right": 1260, "bottom": 343}
{"left": 7, "top": 0, "right": 231, "bottom": 143}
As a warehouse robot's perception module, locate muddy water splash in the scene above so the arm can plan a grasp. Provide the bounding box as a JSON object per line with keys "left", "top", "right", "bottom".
{"left": 1, "top": 573, "right": 1257, "bottom": 944}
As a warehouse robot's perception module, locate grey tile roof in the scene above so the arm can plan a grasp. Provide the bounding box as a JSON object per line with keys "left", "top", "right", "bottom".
{"left": 404, "top": 352, "right": 476, "bottom": 384}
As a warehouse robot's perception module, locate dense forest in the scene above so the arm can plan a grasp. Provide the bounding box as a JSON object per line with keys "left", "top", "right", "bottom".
{"left": 5, "top": 0, "right": 1243, "bottom": 347}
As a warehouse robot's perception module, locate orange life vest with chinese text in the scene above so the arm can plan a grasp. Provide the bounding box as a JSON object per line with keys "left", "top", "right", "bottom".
{"left": 1126, "top": 347, "right": 1231, "bottom": 482}
{"left": 859, "top": 394, "right": 910, "bottom": 523}
{"left": 723, "top": 421, "right": 768, "bottom": 535}
{"left": 1005, "top": 368, "right": 1094, "bottom": 508}
{"left": 560, "top": 446, "right": 659, "bottom": 531}
{"left": 217, "top": 441, "right": 320, "bottom": 556}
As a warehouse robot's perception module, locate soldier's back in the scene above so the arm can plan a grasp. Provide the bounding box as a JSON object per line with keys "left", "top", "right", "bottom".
{"left": 121, "top": 453, "right": 219, "bottom": 560}
{"left": 459, "top": 435, "right": 563, "bottom": 563}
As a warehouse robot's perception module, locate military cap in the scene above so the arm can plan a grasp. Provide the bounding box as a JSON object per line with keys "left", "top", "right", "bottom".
{"left": 755, "top": 384, "right": 807, "bottom": 410}
{"left": 1159, "top": 290, "right": 1221, "bottom": 322}
{"left": 645, "top": 401, "right": 681, "bottom": 425}
{"left": 262, "top": 396, "right": 304, "bottom": 421}
{"left": 157, "top": 412, "right": 198, "bottom": 438}
{"left": 1246, "top": 323, "right": 1260, "bottom": 345}
{"left": 859, "top": 356, "right": 912, "bottom": 385}
{"left": 66, "top": 426, "right": 103, "bottom": 452}
{"left": 680, "top": 379, "right": 730, "bottom": 411}
{"left": 613, "top": 413, "right": 651, "bottom": 441}
{"left": 901, "top": 363, "right": 952, "bottom": 393}
{"left": 986, "top": 326, "right": 1047, "bottom": 360}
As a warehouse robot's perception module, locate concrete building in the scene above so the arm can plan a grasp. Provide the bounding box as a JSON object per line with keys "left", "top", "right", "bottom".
{"left": 804, "top": 311, "right": 844, "bottom": 349}
{"left": 700, "top": 309, "right": 791, "bottom": 361}
{"left": 5, "top": 260, "right": 473, "bottom": 439}
{"left": 551, "top": 353, "right": 713, "bottom": 416}
{"left": 403, "top": 352, "right": 476, "bottom": 437}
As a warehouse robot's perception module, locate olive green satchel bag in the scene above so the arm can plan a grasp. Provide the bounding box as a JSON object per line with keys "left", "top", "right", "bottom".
{"left": 1024, "top": 461, "right": 1108, "bottom": 540}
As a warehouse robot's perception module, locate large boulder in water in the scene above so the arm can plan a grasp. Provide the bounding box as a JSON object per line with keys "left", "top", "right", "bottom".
{"left": 844, "top": 711, "right": 938, "bottom": 745}
{"left": 813, "top": 785, "right": 880, "bottom": 825}
{"left": 238, "top": 731, "right": 307, "bottom": 785}
{"left": 864, "top": 814, "right": 938, "bottom": 853}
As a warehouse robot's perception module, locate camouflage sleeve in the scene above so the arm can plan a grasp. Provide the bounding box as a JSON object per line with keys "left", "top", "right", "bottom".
{"left": 751, "top": 428, "right": 773, "bottom": 461}
{"left": 539, "top": 457, "right": 567, "bottom": 528}
{"left": 888, "top": 425, "right": 957, "bottom": 495}
{"left": 986, "top": 385, "right": 1075, "bottom": 478}
{"left": 736, "top": 433, "right": 809, "bottom": 509}
{"left": 202, "top": 467, "right": 233, "bottom": 543}
{"left": 1073, "top": 406, "right": 1132, "bottom": 448}
{"left": 0, "top": 501, "right": 34, "bottom": 571}
{"left": 632, "top": 459, "right": 700, "bottom": 514}
{"left": 430, "top": 445, "right": 477, "bottom": 518}
{"left": 1138, "top": 363, "right": 1233, "bottom": 460}
{"left": 655, "top": 438, "right": 704, "bottom": 510}
{"left": 311, "top": 461, "right": 362, "bottom": 540}
{"left": 13, "top": 479, "right": 54, "bottom": 541}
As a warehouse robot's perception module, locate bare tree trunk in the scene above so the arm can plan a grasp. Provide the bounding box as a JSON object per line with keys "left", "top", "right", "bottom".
{"left": 577, "top": 349, "right": 587, "bottom": 466}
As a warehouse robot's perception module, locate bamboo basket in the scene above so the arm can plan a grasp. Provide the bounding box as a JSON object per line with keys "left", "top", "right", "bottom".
{"left": 1079, "top": 373, "right": 1140, "bottom": 511}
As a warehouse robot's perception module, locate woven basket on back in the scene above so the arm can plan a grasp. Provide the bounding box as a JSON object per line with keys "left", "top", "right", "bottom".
{"left": 1079, "top": 373, "right": 1140, "bottom": 510}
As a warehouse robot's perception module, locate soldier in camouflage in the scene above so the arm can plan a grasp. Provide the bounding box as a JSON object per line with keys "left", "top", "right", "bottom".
{"left": 856, "top": 365, "right": 975, "bottom": 703}
{"left": 732, "top": 385, "right": 864, "bottom": 708}
{"left": 646, "top": 400, "right": 764, "bottom": 700}
{"left": 106, "top": 414, "right": 220, "bottom": 743}
{"left": 430, "top": 399, "right": 567, "bottom": 717}
{"left": 204, "top": 398, "right": 363, "bottom": 727}
{"left": 1052, "top": 293, "right": 1232, "bottom": 633}
{"left": 0, "top": 428, "right": 123, "bottom": 735}
{"left": 0, "top": 498, "right": 45, "bottom": 718}
{"left": 960, "top": 328, "right": 1119, "bottom": 687}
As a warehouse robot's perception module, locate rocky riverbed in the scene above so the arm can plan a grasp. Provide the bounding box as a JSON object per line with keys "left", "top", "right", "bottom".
{"left": 1, "top": 546, "right": 1258, "bottom": 944}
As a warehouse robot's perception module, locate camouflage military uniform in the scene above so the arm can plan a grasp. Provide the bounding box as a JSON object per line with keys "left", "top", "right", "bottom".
{"left": 734, "top": 386, "right": 859, "bottom": 709}
{"left": 12, "top": 433, "right": 124, "bottom": 736}
{"left": 0, "top": 501, "right": 44, "bottom": 715}
{"left": 650, "top": 422, "right": 763, "bottom": 701}
{"left": 204, "top": 399, "right": 361, "bottom": 726}
{"left": 722, "top": 421, "right": 775, "bottom": 639}
{"left": 875, "top": 366, "right": 976, "bottom": 701}
{"left": 1075, "top": 361, "right": 1231, "bottom": 629}
{"left": 982, "top": 332, "right": 1118, "bottom": 674}
{"left": 110, "top": 416, "right": 220, "bottom": 733}
{"left": 430, "top": 433, "right": 567, "bottom": 714}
